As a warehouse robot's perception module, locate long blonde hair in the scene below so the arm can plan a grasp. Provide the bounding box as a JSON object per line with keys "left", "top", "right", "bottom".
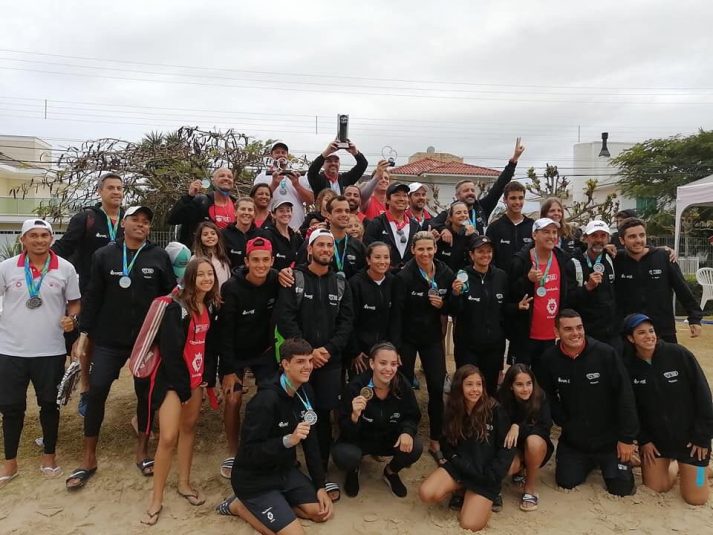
{"left": 540, "top": 198, "right": 573, "bottom": 239}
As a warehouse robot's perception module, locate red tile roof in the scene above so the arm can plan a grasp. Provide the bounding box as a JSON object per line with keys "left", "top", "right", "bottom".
{"left": 391, "top": 158, "right": 500, "bottom": 177}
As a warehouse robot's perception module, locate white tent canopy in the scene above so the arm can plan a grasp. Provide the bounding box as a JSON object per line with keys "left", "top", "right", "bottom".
{"left": 674, "top": 173, "right": 713, "bottom": 253}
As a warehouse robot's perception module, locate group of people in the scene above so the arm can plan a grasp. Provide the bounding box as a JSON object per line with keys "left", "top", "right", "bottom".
{"left": 0, "top": 135, "right": 711, "bottom": 533}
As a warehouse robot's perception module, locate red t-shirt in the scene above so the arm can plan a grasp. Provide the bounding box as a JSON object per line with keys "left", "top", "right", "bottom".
{"left": 208, "top": 199, "right": 236, "bottom": 229}
{"left": 362, "top": 196, "right": 386, "bottom": 220}
{"left": 529, "top": 252, "right": 560, "bottom": 340}
{"left": 183, "top": 307, "right": 210, "bottom": 389}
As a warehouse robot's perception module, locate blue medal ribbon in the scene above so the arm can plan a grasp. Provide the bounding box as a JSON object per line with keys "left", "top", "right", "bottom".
{"left": 531, "top": 249, "right": 554, "bottom": 289}
{"left": 418, "top": 264, "right": 438, "bottom": 290}
{"left": 123, "top": 241, "right": 147, "bottom": 278}
{"left": 334, "top": 236, "right": 349, "bottom": 273}
{"left": 584, "top": 252, "right": 603, "bottom": 270}
{"left": 101, "top": 208, "right": 120, "bottom": 242}
{"left": 24, "top": 255, "right": 51, "bottom": 300}
{"left": 280, "top": 374, "right": 313, "bottom": 411}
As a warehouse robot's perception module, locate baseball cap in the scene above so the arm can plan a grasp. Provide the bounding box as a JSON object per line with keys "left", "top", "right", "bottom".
{"left": 165, "top": 242, "right": 191, "bottom": 280}
{"left": 21, "top": 218, "right": 53, "bottom": 237}
{"left": 469, "top": 235, "right": 493, "bottom": 250}
{"left": 584, "top": 220, "right": 611, "bottom": 235}
{"left": 622, "top": 313, "right": 653, "bottom": 334}
{"left": 408, "top": 182, "right": 427, "bottom": 195}
{"left": 386, "top": 182, "right": 410, "bottom": 197}
{"left": 271, "top": 141, "right": 289, "bottom": 153}
{"left": 324, "top": 153, "right": 340, "bottom": 161}
{"left": 246, "top": 237, "right": 273, "bottom": 256}
{"left": 308, "top": 228, "right": 335, "bottom": 247}
{"left": 123, "top": 206, "right": 154, "bottom": 221}
{"left": 533, "top": 217, "right": 560, "bottom": 231}
{"left": 271, "top": 199, "right": 294, "bottom": 212}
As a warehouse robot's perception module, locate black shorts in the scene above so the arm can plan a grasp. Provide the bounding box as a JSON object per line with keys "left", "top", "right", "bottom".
{"left": 517, "top": 430, "right": 555, "bottom": 468}
{"left": 309, "top": 366, "right": 342, "bottom": 410}
{"left": 442, "top": 461, "right": 499, "bottom": 503}
{"left": 240, "top": 468, "right": 318, "bottom": 532}
{"left": 555, "top": 440, "right": 635, "bottom": 496}
{"left": 0, "top": 354, "right": 65, "bottom": 407}
{"left": 657, "top": 445, "right": 711, "bottom": 468}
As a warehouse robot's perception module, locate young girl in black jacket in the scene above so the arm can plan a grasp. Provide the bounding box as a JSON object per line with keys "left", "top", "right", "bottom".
{"left": 141, "top": 257, "right": 219, "bottom": 525}
{"left": 419, "top": 365, "right": 515, "bottom": 532}
{"left": 333, "top": 343, "right": 422, "bottom": 498}
{"left": 498, "top": 364, "right": 554, "bottom": 512}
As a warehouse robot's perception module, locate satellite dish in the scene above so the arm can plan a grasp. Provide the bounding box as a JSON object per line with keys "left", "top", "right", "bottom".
{"left": 426, "top": 146, "right": 435, "bottom": 153}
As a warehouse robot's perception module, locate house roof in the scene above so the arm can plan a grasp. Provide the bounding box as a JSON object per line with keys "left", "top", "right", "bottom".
{"left": 391, "top": 158, "right": 500, "bottom": 177}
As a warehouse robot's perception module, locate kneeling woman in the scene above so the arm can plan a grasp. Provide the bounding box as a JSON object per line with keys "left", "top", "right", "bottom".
{"left": 333, "top": 343, "right": 422, "bottom": 498}
{"left": 498, "top": 364, "right": 554, "bottom": 511}
{"left": 419, "top": 365, "right": 515, "bottom": 532}
{"left": 623, "top": 313, "right": 713, "bottom": 506}
{"left": 142, "top": 257, "right": 219, "bottom": 525}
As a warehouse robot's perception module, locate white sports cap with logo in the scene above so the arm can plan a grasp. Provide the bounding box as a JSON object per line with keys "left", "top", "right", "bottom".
{"left": 21, "top": 219, "right": 53, "bottom": 237}
{"left": 408, "top": 182, "right": 427, "bottom": 195}
{"left": 533, "top": 217, "right": 560, "bottom": 231}
{"left": 308, "top": 228, "right": 335, "bottom": 247}
{"left": 584, "top": 220, "right": 611, "bottom": 235}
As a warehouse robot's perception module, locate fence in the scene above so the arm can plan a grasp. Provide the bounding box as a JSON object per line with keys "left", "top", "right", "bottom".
{"left": 648, "top": 236, "right": 712, "bottom": 275}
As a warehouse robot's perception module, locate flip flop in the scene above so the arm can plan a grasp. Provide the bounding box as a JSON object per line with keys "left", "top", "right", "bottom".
{"left": 136, "top": 458, "right": 154, "bottom": 477}
{"left": 40, "top": 465, "right": 64, "bottom": 479}
{"left": 65, "top": 467, "right": 97, "bottom": 490}
{"left": 0, "top": 472, "right": 19, "bottom": 489}
{"left": 178, "top": 489, "right": 206, "bottom": 506}
{"left": 325, "top": 481, "right": 341, "bottom": 503}
{"left": 219, "top": 457, "right": 234, "bottom": 479}
{"left": 520, "top": 492, "right": 538, "bottom": 512}
{"left": 216, "top": 495, "right": 239, "bottom": 516}
{"left": 140, "top": 506, "right": 162, "bottom": 526}
{"left": 512, "top": 472, "right": 526, "bottom": 486}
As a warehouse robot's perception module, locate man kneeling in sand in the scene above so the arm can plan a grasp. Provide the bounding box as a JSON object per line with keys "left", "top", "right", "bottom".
{"left": 216, "top": 338, "right": 333, "bottom": 534}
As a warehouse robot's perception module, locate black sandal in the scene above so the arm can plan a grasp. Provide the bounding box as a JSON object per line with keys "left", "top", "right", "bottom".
{"left": 136, "top": 458, "right": 154, "bottom": 477}
{"left": 65, "top": 467, "right": 97, "bottom": 490}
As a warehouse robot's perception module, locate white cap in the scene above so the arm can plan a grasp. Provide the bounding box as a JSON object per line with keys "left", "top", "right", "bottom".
{"left": 533, "top": 217, "right": 560, "bottom": 231}
{"left": 21, "top": 219, "right": 53, "bottom": 237}
{"left": 408, "top": 182, "right": 427, "bottom": 195}
{"left": 123, "top": 206, "right": 154, "bottom": 221}
{"left": 308, "top": 228, "right": 335, "bottom": 247}
{"left": 584, "top": 220, "right": 611, "bottom": 235}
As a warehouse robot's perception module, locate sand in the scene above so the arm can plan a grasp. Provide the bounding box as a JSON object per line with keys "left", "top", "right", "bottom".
{"left": 1, "top": 324, "right": 712, "bottom": 534}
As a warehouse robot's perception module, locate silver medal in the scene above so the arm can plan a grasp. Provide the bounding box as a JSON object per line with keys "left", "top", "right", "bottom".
{"left": 456, "top": 271, "right": 469, "bottom": 283}
{"left": 201, "top": 179, "right": 211, "bottom": 189}
{"left": 536, "top": 286, "right": 547, "bottom": 297}
{"left": 593, "top": 263, "right": 605, "bottom": 274}
{"left": 303, "top": 409, "right": 318, "bottom": 426}
{"left": 26, "top": 296, "right": 43, "bottom": 309}
{"left": 119, "top": 276, "right": 132, "bottom": 288}
{"left": 428, "top": 288, "right": 440, "bottom": 298}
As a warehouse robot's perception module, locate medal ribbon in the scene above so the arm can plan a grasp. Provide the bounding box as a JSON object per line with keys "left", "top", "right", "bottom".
{"left": 418, "top": 264, "right": 438, "bottom": 290}
{"left": 584, "top": 252, "right": 603, "bottom": 270}
{"left": 122, "top": 241, "right": 147, "bottom": 278}
{"left": 469, "top": 207, "right": 478, "bottom": 227}
{"left": 101, "top": 208, "right": 120, "bottom": 242}
{"left": 280, "top": 374, "right": 313, "bottom": 411}
{"left": 24, "top": 255, "right": 51, "bottom": 300}
{"left": 531, "top": 249, "right": 553, "bottom": 289}
{"left": 334, "top": 236, "right": 349, "bottom": 272}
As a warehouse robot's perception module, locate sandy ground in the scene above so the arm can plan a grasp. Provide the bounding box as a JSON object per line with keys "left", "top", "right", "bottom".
{"left": 1, "top": 323, "right": 713, "bottom": 535}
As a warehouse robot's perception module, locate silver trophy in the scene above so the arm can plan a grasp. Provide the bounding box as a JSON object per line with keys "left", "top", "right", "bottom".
{"left": 336, "top": 114, "right": 349, "bottom": 149}
{"left": 56, "top": 361, "right": 81, "bottom": 408}
{"left": 381, "top": 146, "right": 398, "bottom": 167}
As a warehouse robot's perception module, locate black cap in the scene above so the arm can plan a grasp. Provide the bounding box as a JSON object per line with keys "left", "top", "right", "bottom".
{"left": 386, "top": 182, "right": 409, "bottom": 197}
{"left": 468, "top": 235, "right": 493, "bottom": 250}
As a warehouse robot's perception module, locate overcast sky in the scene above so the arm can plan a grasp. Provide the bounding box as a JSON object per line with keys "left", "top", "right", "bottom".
{"left": 1, "top": 0, "right": 711, "bottom": 179}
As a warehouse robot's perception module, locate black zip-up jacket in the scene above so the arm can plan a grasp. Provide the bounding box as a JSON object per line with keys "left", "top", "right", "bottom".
{"left": 80, "top": 240, "right": 176, "bottom": 349}
{"left": 307, "top": 152, "right": 369, "bottom": 196}
{"left": 222, "top": 223, "right": 269, "bottom": 270}
{"left": 364, "top": 213, "right": 421, "bottom": 271}
{"left": 625, "top": 341, "right": 713, "bottom": 451}
{"left": 565, "top": 251, "right": 617, "bottom": 341}
{"left": 347, "top": 270, "right": 399, "bottom": 359}
{"left": 558, "top": 236, "right": 586, "bottom": 258}
{"left": 509, "top": 244, "right": 570, "bottom": 348}
{"left": 167, "top": 191, "right": 237, "bottom": 246}
{"left": 499, "top": 394, "right": 553, "bottom": 445}
{"left": 440, "top": 404, "right": 516, "bottom": 496}
{"left": 218, "top": 267, "right": 279, "bottom": 374}
{"left": 538, "top": 337, "right": 639, "bottom": 452}
{"left": 485, "top": 214, "right": 534, "bottom": 273}
{"left": 261, "top": 224, "right": 303, "bottom": 271}
{"left": 435, "top": 227, "right": 471, "bottom": 272}
{"left": 275, "top": 266, "right": 354, "bottom": 369}
{"left": 232, "top": 376, "right": 326, "bottom": 498}
{"left": 52, "top": 204, "right": 125, "bottom": 294}
{"left": 430, "top": 160, "right": 518, "bottom": 235}
{"left": 296, "top": 234, "right": 366, "bottom": 279}
{"left": 153, "top": 300, "right": 217, "bottom": 404}
{"left": 338, "top": 371, "right": 421, "bottom": 452}
{"left": 394, "top": 259, "right": 454, "bottom": 346}
{"left": 451, "top": 265, "right": 519, "bottom": 347}
{"left": 614, "top": 248, "right": 703, "bottom": 339}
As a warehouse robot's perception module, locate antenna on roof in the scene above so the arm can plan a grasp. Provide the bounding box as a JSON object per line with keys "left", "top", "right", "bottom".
{"left": 599, "top": 132, "right": 610, "bottom": 158}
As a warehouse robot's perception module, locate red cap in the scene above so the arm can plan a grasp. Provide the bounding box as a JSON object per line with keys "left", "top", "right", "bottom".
{"left": 246, "top": 237, "right": 273, "bottom": 256}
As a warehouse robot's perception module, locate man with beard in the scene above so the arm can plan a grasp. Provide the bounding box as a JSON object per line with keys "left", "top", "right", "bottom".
{"left": 168, "top": 167, "right": 237, "bottom": 246}
{"left": 275, "top": 229, "right": 354, "bottom": 477}
{"left": 431, "top": 138, "right": 525, "bottom": 243}
{"left": 364, "top": 183, "right": 421, "bottom": 272}
{"left": 486, "top": 181, "right": 534, "bottom": 273}
{"left": 406, "top": 182, "right": 433, "bottom": 227}
{"left": 253, "top": 141, "right": 314, "bottom": 230}
{"left": 307, "top": 139, "right": 368, "bottom": 196}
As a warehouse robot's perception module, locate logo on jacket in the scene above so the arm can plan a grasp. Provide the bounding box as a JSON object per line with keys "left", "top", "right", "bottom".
{"left": 500, "top": 239, "right": 510, "bottom": 244}
{"left": 110, "top": 270, "right": 123, "bottom": 276}
{"left": 586, "top": 372, "right": 600, "bottom": 380}
{"left": 363, "top": 304, "right": 376, "bottom": 310}
{"left": 141, "top": 267, "right": 154, "bottom": 275}
{"left": 278, "top": 421, "right": 288, "bottom": 428}
{"left": 663, "top": 370, "right": 679, "bottom": 379}
{"left": 633, "top": 378, "right": 647, "bottom": 385}
{"left": 557, "top": 377, "right": 570, "bottom": 384}
{"left": 467, "top": 296, "right": 480, "bottom": 302}
{"left": 95, "top": 233, "right": 108, "bottom": 239}
{"left": 242, "top": 309, "right": 255, "bottom": 315}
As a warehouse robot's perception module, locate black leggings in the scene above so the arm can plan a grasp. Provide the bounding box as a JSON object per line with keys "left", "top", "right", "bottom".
{"left": 0, "top": 355, "right": 65, "bottom": 459}
{"left": 454, "top": 342, "right": 505, "bottom": 396}
{"left": 399, "top": 341, "right": 445, "bottom": 440}
{"left": 332, "top": 436, "right": 424, "bottom": 473}
{"left": 84, "top": 345, "right": 149, "bottom": 438}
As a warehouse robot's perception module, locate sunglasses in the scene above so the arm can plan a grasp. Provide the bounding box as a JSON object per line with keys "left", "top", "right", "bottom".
{"left": 396, "top": 228, "right": 407, "bottom": 244}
